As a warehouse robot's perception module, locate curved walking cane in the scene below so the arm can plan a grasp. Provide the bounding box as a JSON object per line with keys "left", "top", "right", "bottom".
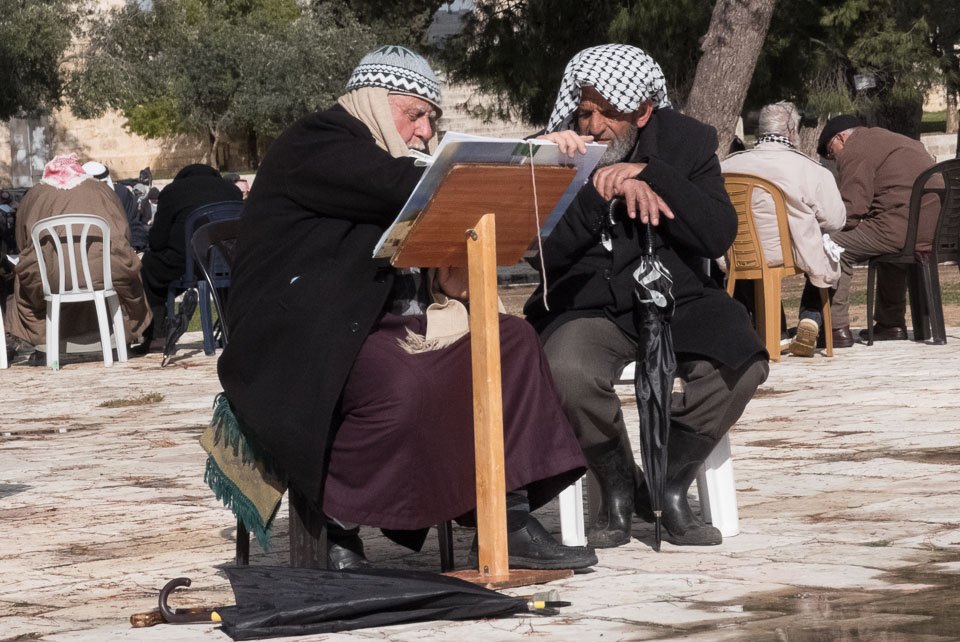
{"left": 130, "top": 577, "right": 222, "bottom": 627}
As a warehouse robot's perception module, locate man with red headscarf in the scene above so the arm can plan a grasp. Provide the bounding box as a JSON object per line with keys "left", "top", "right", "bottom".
{"left": 7, "top": 154, "right": 152, "bottom": 354}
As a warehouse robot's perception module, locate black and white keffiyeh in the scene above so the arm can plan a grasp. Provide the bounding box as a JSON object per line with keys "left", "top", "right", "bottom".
{"left": 754, "top": 133, "right": 794, "bottom": 149}
{"left": 546, "top": 44, "right": 672, "bottom": 133}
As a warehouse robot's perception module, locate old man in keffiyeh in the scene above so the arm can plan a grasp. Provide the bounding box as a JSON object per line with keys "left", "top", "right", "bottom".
{"left": 524, "top": 44, "right": 769, "bottom": 549}
{"left": 7, "top": 153, "right": 153, "bottom": 353}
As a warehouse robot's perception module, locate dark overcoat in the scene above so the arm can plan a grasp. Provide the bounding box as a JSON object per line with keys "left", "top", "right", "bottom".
{"left": 140, "top": 165, "right": 242, "bottom": 306}
{"left": 524, "top": 108, "right": 765, "bottom": 368}
{"left": 218, "top": 106, "right": 423, "bottom": 504}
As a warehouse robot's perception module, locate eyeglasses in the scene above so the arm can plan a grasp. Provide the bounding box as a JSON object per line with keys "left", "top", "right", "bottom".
{"left": 826, "top": 134, "right": 842, "bottom": 160}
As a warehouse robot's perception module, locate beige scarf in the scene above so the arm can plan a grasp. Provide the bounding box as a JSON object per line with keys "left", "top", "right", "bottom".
{"left": 337, "top": 88, "right": 474, "bottom": 354}
{"left": 338, "top": 87, "right": 438, "bottom": 158}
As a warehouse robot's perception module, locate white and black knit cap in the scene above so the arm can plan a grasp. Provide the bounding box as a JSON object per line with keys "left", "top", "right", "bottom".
{"left": 546, "top": 44, "right": 671, "bottom": 133}
{"left": 345, "top": 45, "right": 442, "bottom": 113}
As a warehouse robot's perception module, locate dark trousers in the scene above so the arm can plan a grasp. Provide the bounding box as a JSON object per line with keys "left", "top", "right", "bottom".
{"left": 830, "top": 223, "right": 906, "bottom": 328}
{"left": 543, "top": 316, "right": 769, "bottom": 451}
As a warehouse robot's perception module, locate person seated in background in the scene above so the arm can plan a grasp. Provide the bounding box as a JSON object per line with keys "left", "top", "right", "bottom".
{"left": 218, "top": 45, "right": 596, "bottom": 571}
{"left": 223, "top": 173, "right": 250, "bottom": 199}
{"left": 138, "top": 164, "right": 242, "bottom": 339}
{"left": 816, "top": 115, "right": 939, "bottom": 346}
{"left": 721, "top": 101, "right": 847, "bottom": 357}
{"left": 82, "top": 161, "right": 150, "bottom": 252}
{"left": 6, "top": 154, "right": 152, "bottom": 354}
{"left": 139, "top": 187, "right": 160, "bottom": 226}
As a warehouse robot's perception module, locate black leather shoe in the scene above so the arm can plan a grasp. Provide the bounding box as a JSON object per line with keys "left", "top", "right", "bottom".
{"left": 584, "top": 436, "right": 636, "bottom": 548}
{"left": 859, "top": 324, "right": 907, "bottom": 342}
{"left": 635, "top": 429, "right": 723, "bottom": 546}
{"left": 468, "top": 515, "right": 597, "bottom": 570}
{"left": 832, "top": 325, "right": 854, "bottom": 348}
{"left": 327, "top": 528, "right": 371, "bottom": 570}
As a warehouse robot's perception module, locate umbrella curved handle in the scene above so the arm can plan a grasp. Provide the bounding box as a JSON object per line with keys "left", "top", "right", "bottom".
{"left": 158, "top": 577, "right": 221, "bottom": 624}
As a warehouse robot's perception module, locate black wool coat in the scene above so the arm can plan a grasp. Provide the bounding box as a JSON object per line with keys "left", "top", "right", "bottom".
{"left": 218, "top": 106, "right": 424, "bottom": 504}
{"left": 524, "top": 108, "right": 765, "bottom": 369}
{"left": 140, "top": 164, "right": 242, "bottom": 305}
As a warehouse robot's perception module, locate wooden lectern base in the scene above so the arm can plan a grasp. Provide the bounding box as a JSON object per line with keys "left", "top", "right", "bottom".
{"left": 444, "top": 568, "right": 573, "bottom": 590}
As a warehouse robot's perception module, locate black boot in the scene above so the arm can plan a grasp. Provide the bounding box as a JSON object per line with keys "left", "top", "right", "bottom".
{"left": 635, "top": 429, "right": 723, "bottom": 546}
{"left": 584, "top": 435, "right": 636, "bottom": 548}
{"left": 326, "top": 522, "right": 371, "bottom": 570}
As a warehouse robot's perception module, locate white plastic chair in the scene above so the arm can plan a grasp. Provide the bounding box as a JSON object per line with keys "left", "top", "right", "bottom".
{"left": 31, "top": 214, "right": 127, "bottom": 369}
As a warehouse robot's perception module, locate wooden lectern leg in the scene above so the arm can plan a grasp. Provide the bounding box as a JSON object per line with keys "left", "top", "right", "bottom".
{"left": 465, "top": 213, "right": 509, "bottom": 581}
{"left": 445, "top": 213, "right": 572, "bottom": 590}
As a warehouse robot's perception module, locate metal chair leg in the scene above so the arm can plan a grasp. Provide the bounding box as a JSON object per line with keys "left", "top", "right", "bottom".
{"left": 437, "top": 521, "right": 455, "bottom": 572}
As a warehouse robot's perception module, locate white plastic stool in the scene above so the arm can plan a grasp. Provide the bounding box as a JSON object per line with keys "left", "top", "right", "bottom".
{"left": 558, "top": 477, "right": 585, "bottom": 546}
{"left": 696, "top": 432, "right": 739, "bottom": 537}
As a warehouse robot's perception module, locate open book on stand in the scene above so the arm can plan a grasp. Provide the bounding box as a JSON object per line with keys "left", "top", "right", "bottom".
{"left": 373, "top": 132, "right": 605, "bottom": 260}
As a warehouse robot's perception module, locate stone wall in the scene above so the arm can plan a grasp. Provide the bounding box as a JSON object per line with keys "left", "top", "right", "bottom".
{"left": 921, "top": 133, "right": 958, "bottom": 162}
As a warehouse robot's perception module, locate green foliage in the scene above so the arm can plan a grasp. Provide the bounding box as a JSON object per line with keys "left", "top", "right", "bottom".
{"left": 66, "top": 0, "right": 378, "bottom": 165}
{"left": 607, "top": 1, "right": 712, "bottom": 106}
{"left": 439, "top": 0, "right": 957, "bottom": 137}
{"left": 748, "top": 0, "right": 947, "bottom": 135}
{"left": 331, "top": 0, "right": 447, "bottom": 47}
{"left": 0, "top": 0, "right": 87, "bottom": 119}
{"left": 438, "top": 1, "right": 625, "bottom": 126}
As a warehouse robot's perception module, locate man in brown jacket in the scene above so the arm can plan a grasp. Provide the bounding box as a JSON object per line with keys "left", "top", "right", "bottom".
{"left": 7, "top": 154, "right": 152, "bottom": 354}
{"left": 817, "top": 115, "right": 938, "bottom": 346}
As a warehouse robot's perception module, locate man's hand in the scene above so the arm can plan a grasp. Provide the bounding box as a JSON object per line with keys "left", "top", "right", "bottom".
{"left": 536, "top": 131, "right": 595, "bottom": 158}
{"left": 617, "top": 178, "right": 674, "bottom": 226}
{"left": 437, "top": 266, "right": 469, "bottom": 301}
{"left": 592, "top": 162, "right": 648, "bottom": 201}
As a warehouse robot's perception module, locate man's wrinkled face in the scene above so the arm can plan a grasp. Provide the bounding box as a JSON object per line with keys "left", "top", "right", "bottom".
{"left": 389, "top": 94, "right": 437, "bottom": 151}
{"left": 576, "top": 86, "right": 652, "bottom": 167}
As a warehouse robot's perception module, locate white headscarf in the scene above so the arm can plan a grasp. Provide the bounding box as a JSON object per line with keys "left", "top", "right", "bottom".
{"left": 82, "top": 161, "right": 114, "bottom": 190}
{"left": 546, "top": 44, "right": 671, "bottom": 133}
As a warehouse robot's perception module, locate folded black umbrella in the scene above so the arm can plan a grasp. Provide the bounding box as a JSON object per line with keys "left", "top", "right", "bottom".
{"left": 205, "top": 566, "right": 529, "bottom": 640}
{"left": 631, "top": 217, "right": 676, "bottom": 552}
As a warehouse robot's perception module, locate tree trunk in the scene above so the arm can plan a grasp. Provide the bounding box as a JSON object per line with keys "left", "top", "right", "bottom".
{"left": 208, "top": 128, "right": 221, "bottom": 171}
{"left": 683, "top": 0, "right": 777, "bottom": 161}
{"left": 946, "top": 85, "right": 958, "bottom": 136}
{"left": 247, "top": 129, "right": 260, "bottom": 170}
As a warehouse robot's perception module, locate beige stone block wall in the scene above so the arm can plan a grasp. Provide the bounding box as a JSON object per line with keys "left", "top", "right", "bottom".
{"left": 48, "top": 108, "right": 209, "bottom": 181}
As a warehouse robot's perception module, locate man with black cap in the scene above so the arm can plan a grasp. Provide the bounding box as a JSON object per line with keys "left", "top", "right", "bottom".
{"left": 527, "top": 44, "right": 768, "bottom": 549}
{"left": 218, "top": 45, "right": 596, "bottom": 571}
{"left": 816, "top": 115, "right": 938, "bottom": 346}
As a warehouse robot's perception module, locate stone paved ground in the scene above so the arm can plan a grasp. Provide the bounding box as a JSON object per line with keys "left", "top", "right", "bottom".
{"left": 3, "top": 326, "right": 960, "bottom": 641}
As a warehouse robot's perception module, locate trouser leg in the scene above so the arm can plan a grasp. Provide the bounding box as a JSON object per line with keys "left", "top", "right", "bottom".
{"left": 636, "top": 353, "right": 769, "bottom": 545}
{"left": 799, "top": 278, "right": 824, "bottom": 326}
{"left": 875, "top": 263, "right": 908, "bottom": 327}
{"left": 671, "top": 354, "right": 770, "bottom": 441}
{"left": 543, "top": 317, "right": 637, "bottom": 547}
{"left": 829, "top": 224, "right": 903, "bottom": 329}
{"left": 542, "top": 316, "right": 636, "bottom": 450}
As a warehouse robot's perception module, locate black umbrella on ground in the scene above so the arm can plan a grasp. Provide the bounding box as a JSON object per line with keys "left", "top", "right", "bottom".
{"left": 140, "top": 566, "right": 562, "bottom": 640}
{"left": 629, "top": 208, "right": 676, "bottom": 552}
{"left": 162, "top": 288, "right": 198, "bottom": 366}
